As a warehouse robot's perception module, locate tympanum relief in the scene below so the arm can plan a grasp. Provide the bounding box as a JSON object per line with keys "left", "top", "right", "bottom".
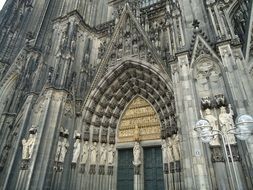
{"left": 118, "top": 96, "right": 161, "bottom": 142}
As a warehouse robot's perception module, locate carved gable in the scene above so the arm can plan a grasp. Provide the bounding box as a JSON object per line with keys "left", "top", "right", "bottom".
{"left": 95, "top": 4, "right": 165, "bottom": 80}
{"left": 190, "top": 35, "right": 221, "bottom": 65}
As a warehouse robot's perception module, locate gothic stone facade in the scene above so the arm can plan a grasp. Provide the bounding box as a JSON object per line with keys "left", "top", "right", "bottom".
{"left": 0, "top": 0, "right": 253, "bottom": 190}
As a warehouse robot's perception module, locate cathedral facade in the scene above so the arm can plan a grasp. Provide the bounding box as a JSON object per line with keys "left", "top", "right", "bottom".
{"left": 0, "top": 0, "right": 253, "bottom": 189}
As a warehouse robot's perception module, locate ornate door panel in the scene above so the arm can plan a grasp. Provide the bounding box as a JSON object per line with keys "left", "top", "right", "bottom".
{"left": 117, "top": 149, "right": 134, "bottom": 190}
{"left": 144, "top": 147, "right": 165, "bottom": 190}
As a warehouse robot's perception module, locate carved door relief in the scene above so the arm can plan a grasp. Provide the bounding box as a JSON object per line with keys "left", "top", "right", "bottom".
{"left": 118, "top": 96, "right": 161, "bottom": 142}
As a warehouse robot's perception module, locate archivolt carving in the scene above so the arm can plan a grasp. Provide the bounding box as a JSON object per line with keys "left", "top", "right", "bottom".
{"left": 82, "top": 61, "right": 175, "bottom": 143}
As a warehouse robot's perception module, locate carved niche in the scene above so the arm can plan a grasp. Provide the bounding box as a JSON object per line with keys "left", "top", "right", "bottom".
{"left": 193, "top": 57, "right": 223, "bottom": 97}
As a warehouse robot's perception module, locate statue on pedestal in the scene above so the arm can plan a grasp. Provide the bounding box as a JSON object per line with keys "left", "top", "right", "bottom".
{"left": 108, "top": 144, "right": 115, "bottom": 165}
{"left": 133, "top": 142, "right": 141, "bottom": 166}
{"left": 219, "top": 105, "right": 236, "bottom": 145}
{"left": 161, "top": 140, "right": 167, "bottom": 162}
{"left": 72, "top": 132, "right": 81, "bottom": 163}
{"left": 100, "top": 143, "right": 107, "bottom": 165}
{"left": 90, "top": 142, "right": 98, "bottom": 164}
{"left": 21, "top": 128, "right": 37, "bottom": 160}
{"left": 167, "top": 138, "right": 174, "bottom": 162}
{"left": 171, "top": 134, "right": 180, "bottom": 161}
{"left": 55, "top": 128, "right": 69, "bottom": 163}
{"left": 55, "top": 137, "right": 69, "bottom": 163}
{"left": 204, "top": 109, "right": 220, "bottom": 146}
{"left": 80, "top": 141, "right": 89, "bottom": 164}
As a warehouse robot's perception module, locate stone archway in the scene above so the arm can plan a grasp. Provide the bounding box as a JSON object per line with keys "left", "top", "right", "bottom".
{"left": 83, "top": 60, "right": 176, "bottom": 141}
{"left": 82, "top": 60, "right": 177, "bottom": 190}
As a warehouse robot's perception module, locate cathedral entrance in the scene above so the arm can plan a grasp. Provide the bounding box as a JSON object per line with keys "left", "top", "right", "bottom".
{"left": 144, "top": 147, "right": 164, "bottom": 190}
{"left": 82, "top": 60, "right": 177, "bottom": 190}
{"left": 117, "top": 96, "right": 165, "bottom": 189}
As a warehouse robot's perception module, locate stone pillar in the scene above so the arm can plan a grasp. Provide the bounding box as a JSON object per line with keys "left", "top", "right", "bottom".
{"left": 1, "top": 95, "right": 37, "bottom": 189}
{"left": 24, "top": 89, "right": 67, "bottom": 189}
{"left": 172, "top": 53, "right": 212, "bottom": 189}
{"left": 218, "top": 43, "right": 253, "bottom": 170}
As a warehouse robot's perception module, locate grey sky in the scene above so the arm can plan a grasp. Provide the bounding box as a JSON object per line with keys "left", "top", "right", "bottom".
{"left": 0, "top": 0, "right": 6, "bottom": 10}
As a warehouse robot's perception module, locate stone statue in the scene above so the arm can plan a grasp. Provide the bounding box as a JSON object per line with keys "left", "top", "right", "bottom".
{"left": 219, "top": 106, "right": 236, "bottom": 145}
{"left": 55, "top": 137, "right": 69, "bottom": 163}
{"left": 100, "top": 143, "right": 107, "bottom": 165}
{"left": 161, "top": 139, "right": 167, "bottom": 162}
{"left": 204, "top": 109, "right": 220, "bottom": 146}
{"left": 171, "top": 134, "right": 180, "bottom": 161}
{"left": 90, "top": 142, "right": 98, "bottom": 164}
{"left": 167, "top": 139, "right": 174, "bottom": 162}
{"left": 22, "top": 132, "right": 36, "bottom": 160}
{"left": 80, "top": 141, "right": 89, "bottom": 164}
{"left": 107, "top": 144, "right": 115, "bottom": 165}
{"left": 133, "top": 142, "right": 141, "bottom": 166}
{"left": 72, "top": 138, "right": 81, "bottom": 163}
{"left": 134, "top": 124, "right": 140, "bottom": 142}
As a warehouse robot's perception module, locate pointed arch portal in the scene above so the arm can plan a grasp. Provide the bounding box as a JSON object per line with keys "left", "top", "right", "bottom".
{"left": 83, "top": 60, "right": 175, "bottom": 139}
{"left": 83, "top": 60, "right": 175, "bottom": 190}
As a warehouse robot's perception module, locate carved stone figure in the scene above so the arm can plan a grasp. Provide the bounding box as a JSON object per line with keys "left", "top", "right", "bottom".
{"left": 171, "top": 134, "right": 180, "bottom": 161}
{"left": 100, "top": 143, "right": 107, "bottom": 165}
{"left": 204, "top": 109, "right": 220, "bottom": 146}
{"left": 107, "top": 144, "right": 115, "bottom": 165}
{"left": 72, "top": 138, "right": 81, "bottom": 163}
{"left": 80, "top": 141, "right": 89, "bottom": 164}
{"left": 55, "top": 137, "right": 69, "bottom": 163}
{"left": 167, "top": 139, "right": 174, "bottom": 162}
{"left": 219, "top": 106, "right": 236, "bottom": 145}
{"left": 22, "top": 132, "right": 36, "bottom": 160}
{"left": 90, "top": 142, "right": 98, "bottom": 164}
{"left": 161, "top": 139, "right": 167, "bottom": 161}
{"left": 133, "top": 142, "right": 141, "bottom": 166}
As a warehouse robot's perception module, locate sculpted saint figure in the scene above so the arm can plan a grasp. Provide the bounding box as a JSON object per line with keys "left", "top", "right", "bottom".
{"left": 161, "top": 140, "right": 167, "bottom": 162}
{"left": 100, "top": 143, "right": 107, "bottom": 165}
{"left": 167, "top": 139, "right": 174, "bottom": 162}
{"left": 204, "top": 109, "right": 220, "bottom": 146}
{"left": 80, "top": 141, "right": 89, "bottom": 164}
{"left": 219, "top": 106, "right": 236, "bottom": 145}
{"left": 90, "top": 142, "right": 98, "bottom": 164}
{"left": 171, "top": 134, "right": 180, "bottom": 161}
{"left": 55, "top": 137, "right": 69, "bottom": 163}
{"left": 72, "top": 138, "right": 81, "bottom": 163}
{"left": 107, "top": 144, "right": 115, "bottom": 165}
{"left": 133, "top": 142, "right": 141, "bottom": 166}
{"left": 22, "top": 132, "right": 36, "bottom": 160}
